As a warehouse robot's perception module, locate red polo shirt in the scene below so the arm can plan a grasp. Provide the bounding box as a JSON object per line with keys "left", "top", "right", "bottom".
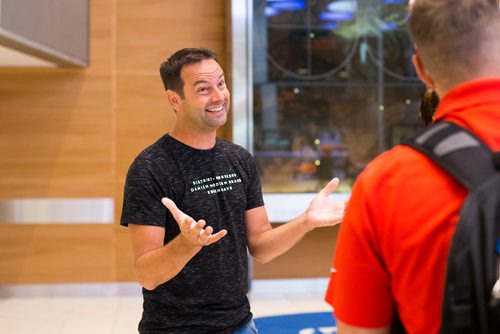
{"left": 325, "top": 78, "right": 500, "bottom": 333}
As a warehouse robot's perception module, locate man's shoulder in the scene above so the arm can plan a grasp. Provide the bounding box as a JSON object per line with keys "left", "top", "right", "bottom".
{"left": 216, "top": 138, "right": 252, "bottom": 156}
{"left": 127, "top": 134, "right": 175, "bottom": 171}
{"left": 134, "top": 134, "right": 174, "bottom": 159}
{"left": 356, "top": 143, "right": 442, "bottom": 191}
{"left": 364, "top": 144, "right": 427, "bottom": 175}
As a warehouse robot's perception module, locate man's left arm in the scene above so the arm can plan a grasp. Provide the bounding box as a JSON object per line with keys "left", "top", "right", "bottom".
{"left": 245, "top": 178, "right": 345, "bottom": 263}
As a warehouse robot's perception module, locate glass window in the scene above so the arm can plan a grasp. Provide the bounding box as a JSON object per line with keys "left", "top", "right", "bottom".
{"left": 250, "top": 0, "right": 425, "bottom": 194}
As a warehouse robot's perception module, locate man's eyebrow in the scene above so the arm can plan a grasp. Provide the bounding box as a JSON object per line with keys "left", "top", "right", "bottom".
{"left": 192, "top": 74, "right": 225, "bottom": 87}
{"left": 193, "top": 79, "right": 209, "bottom": 87}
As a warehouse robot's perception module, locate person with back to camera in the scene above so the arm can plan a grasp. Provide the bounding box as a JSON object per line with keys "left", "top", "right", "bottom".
{"left": 324, "top": 0, "right": 500, "bottom": 333}
{"left": 120, "top": 47, "right": 346, "bottom": 334}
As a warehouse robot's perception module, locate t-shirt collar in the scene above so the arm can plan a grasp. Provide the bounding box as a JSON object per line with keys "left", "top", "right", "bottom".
{"left": 434, "top": 78, "right": 500, "bottom": 121}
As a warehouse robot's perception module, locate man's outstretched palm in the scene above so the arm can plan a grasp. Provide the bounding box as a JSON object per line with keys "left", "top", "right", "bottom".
{"left": 305, "top": 178, "right": 346, "bottom": 229}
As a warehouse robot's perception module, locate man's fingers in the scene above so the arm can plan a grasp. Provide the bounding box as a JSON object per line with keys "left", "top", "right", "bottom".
{"left": 161, "top": 197, "right": 227, "bottom": 246}
{"left": 207, "top": 229, "right": 228, "bottom": 244}
{"left": 198, "top": 228, "right": 227, "bottom": 245}
{"left": 162, "top": 197, "right": 194, "bottom": 227}
{"left": 320, "top": 177, "right": 340, "bottom": 196}
{"left": 200, "top": 225, "right": 213, "bottom": 237}
{"left": 194, "top": 220, "right": 207, "bottom": 233}
{"left": 161, "top": 197, "right": 182, "bottom": 220}
{"left": 197, "top": 225, "right": 213, "bottom": 243}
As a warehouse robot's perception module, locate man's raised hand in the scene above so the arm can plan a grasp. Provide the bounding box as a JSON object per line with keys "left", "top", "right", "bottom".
{"left": 305, "top": 178, "right": 346, "bottom": 229}
{"left": 161, "top": 197, "right": 227, "bottom": 247}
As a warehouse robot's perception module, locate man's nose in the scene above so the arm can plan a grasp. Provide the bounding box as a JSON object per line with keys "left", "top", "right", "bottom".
{"left": 211, "top": 87, "right": 225, "bottom": 102}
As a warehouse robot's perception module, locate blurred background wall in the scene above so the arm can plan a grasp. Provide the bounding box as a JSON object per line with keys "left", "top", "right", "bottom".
{"left": 0, "top": 0, "right": 226, "bottom": 284}
{"left": 0, "top": 0, "right": 337, "bottom": 285}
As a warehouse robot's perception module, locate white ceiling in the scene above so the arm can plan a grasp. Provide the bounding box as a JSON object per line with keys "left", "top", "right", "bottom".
{"left": 0, "top": 44, "right": 56, "bottom": 67}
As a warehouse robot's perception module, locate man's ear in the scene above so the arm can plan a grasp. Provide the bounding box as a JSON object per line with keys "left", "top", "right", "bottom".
{"left": 412, "top": 53, "right": 435, "bottom": 88}
{"left": 166, "top": 90, "right": 181, "bottom": 110}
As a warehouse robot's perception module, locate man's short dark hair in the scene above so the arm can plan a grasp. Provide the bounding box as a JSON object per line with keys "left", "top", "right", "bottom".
{"left": 159, "top": 48, "right": 220, "bottom": 99}
{"left": 408, "top": 0, "right": 500, "bottom": 87}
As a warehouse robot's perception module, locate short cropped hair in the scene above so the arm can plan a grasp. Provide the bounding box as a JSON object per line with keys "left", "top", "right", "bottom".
{"left": 159, "top": 48, "right": 220, "bottom": 98}
{"left": 408, "top": 0, "right": 500, "bottom": 87}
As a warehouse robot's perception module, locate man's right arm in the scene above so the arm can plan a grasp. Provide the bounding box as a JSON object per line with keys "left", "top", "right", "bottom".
{"left": 128, "top": 197, "right": 227, "bottom": 290}
{"left": 128, "top": 224, "right": 202, "bottom": 290}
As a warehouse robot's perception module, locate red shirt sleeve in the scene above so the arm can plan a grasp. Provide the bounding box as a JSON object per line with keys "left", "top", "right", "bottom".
{"left": 325, "top": 164, "right": 395, "bottom": 328}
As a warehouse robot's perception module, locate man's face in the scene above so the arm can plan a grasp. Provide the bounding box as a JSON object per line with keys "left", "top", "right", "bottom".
{"left": 176, "top": 59, "right": 230, "bottom": 132}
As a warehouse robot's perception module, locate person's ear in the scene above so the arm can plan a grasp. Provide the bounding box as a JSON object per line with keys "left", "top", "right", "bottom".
{"left": 166, "top": 90, "right": 181, "bottom": 110}
{"left": 412, "top": 53, "right": 435, "bottom": 89}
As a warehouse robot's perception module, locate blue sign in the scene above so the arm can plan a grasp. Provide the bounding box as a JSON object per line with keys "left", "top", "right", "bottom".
{"left": 254, "top": 312, "right": 337, "bottom": 334}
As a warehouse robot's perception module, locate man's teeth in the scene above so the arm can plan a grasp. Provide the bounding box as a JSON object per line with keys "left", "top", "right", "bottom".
{"left": 207, "top": 105, "right": 223, "bottom": 112}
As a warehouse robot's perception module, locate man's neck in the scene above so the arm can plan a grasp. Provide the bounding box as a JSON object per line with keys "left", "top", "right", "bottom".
{"left": 169, "top": 127, "right": 217, "bottom": 150}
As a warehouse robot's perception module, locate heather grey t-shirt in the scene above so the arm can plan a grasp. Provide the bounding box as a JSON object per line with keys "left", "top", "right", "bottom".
{"left": 120, "top": 134, "right": 264, "bottom": 334}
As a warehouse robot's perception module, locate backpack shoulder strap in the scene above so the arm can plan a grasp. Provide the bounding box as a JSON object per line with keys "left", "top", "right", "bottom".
{"left": 402, "top": 121, "right": 500, "bottom": 334}
{"left": 402, "top": 121, "right": 497, "bottom": 190}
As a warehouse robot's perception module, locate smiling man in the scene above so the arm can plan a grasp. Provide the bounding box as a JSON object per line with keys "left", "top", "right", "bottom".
{"left": 120, "top": 48, "right": 346, "bottom": 334}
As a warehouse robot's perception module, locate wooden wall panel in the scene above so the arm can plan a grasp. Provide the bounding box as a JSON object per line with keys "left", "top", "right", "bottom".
{"left": 0, "top": 0, "right": 227, "bottom": 284}
{"left": 252, "top": 224, "right": 339, "bottom": 279}
{"left": 0, "top": 73, "right": 112, "bottom": 194}
{"left": 115, "top": 74, "right": 175, "bottom": 181}
{"left": 0, "top": 0, "right": 333, "bottom": 284}
{"left": 115, "top": 0, "right": 227, "bottom": 178}
{"left": 0, "top": 0, "right": 114, "bottom": 283}
{"left": 114, "top": 0, "right": 227, "bottom": 282}
{"left": 115, "top": 0, "right": 226, "bottom": 74}
{"left": 89, "top": 0, "right": 114, "bottom": 73}
{"left": 0, "top": 0, "right": 113, "bottom": 199}
{"left": 0, "top": 224, "right": 113, "bottom": 283}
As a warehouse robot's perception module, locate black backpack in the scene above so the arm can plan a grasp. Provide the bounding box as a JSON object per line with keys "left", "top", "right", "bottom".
{"left": 392, "top": 121, "right": 500, "bottom": 333}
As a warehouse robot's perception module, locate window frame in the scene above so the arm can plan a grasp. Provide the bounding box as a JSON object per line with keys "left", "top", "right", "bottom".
{"left": 228, "top": 0, "right": 349, "bottom": 222}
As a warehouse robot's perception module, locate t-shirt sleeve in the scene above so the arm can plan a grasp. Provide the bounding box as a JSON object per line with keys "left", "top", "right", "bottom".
{"left": 325, "top": 172, "right": 395, "bottom": 328}
{"left": 245, "top": 154, "right": 264, "bottom": 211}
{"left": 120, "top": 157, "right": 169, "bottom": 227}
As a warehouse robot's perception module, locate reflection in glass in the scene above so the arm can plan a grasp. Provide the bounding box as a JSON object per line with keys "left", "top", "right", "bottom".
{"left": 252, "top": 0, "right": 425, "bottom": 193}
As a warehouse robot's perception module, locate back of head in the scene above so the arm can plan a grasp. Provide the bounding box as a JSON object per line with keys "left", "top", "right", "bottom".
{"left": 408, "top": 0, "right": 500, "bottom": 92}
{"left": 159, "top": 48, "right": 220, "bottom": 98}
